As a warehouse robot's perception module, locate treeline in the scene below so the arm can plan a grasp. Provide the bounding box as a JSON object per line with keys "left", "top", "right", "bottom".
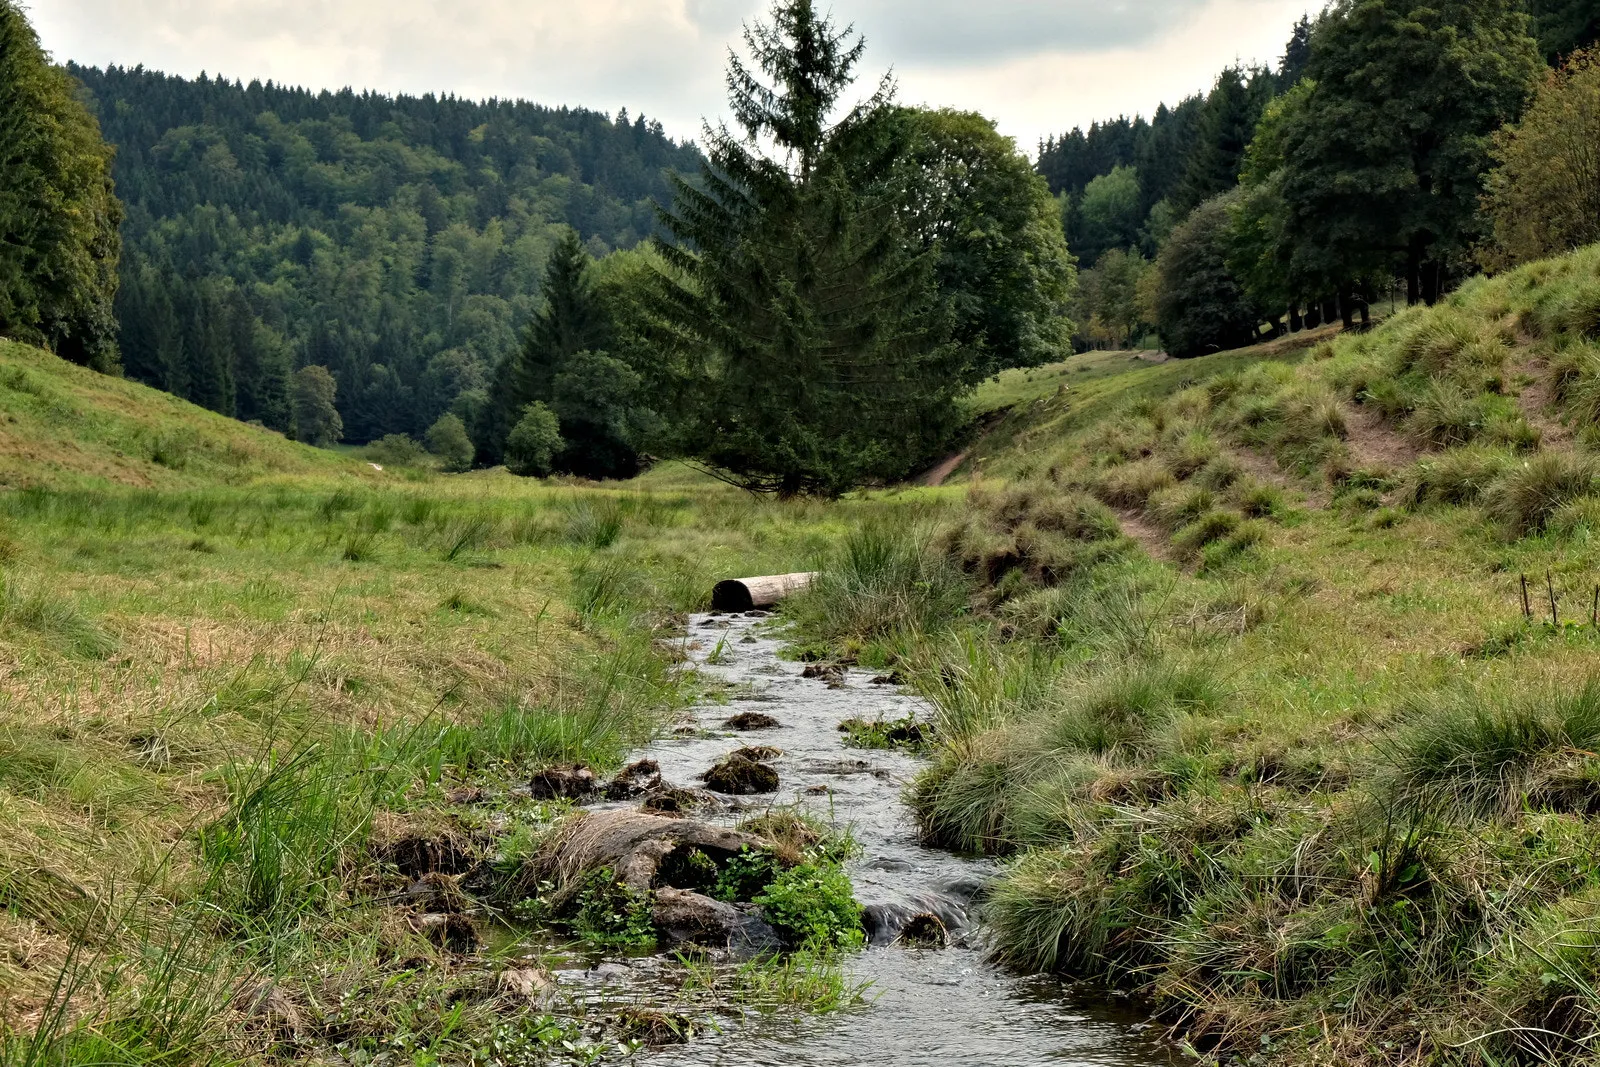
{"left": 68, "top": 63, "right": 702, "bottom": 440}
{"left": 1050, "top": 0, "right": 1600, "bottom": 357}
{"left": 467, "top": 9, "right": 1075, "bottom": 495}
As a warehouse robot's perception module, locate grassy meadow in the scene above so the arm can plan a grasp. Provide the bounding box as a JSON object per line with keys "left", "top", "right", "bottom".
{"left": 5, "top": 238, "right": 1600, "bottom": 1067}
{"left": 0, "top": 337, "right": 958, "bottom": 1064}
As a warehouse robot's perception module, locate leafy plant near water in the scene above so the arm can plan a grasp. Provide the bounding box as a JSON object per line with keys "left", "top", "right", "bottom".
{"left": 569, "top": 867, "right": 656, "bottom": 948}
{"left": 753, "top": 864, "right": 864, "bottom": 950}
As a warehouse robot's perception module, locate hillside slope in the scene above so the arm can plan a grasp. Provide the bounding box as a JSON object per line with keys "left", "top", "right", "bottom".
{"left": 796, "top": 244, "right": 1600, "bottom": 1065}
{"left": 0, "top": 339, "right": 375, "bottom": 489}
{"left": 71, "top": 64, "right": 702, "bottom": 442}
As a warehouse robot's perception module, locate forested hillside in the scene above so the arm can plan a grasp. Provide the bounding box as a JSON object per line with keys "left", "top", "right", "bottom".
{"left": 68, "top": 65, "right": 701, "bottom": 441}
{"left": 1046, "top": 0, "right": 1600, "bottom": 356}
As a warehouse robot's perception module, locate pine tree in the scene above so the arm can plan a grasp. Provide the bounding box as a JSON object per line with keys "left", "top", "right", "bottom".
{"left": 1174, "top": 67, "right": 1275, "bottom": 215}
{"left": 1280, "top": 16, "right": 1314, "bottom": 87}
{"left": 473, "top": 228, "right": 610, "bottom": 466}
{"left": 651, "top": 0, "right": 960, "bottom": 496}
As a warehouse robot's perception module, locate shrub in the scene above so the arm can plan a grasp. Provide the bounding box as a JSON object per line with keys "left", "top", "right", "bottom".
{"left": 426, "top": 413, "right": 475, "bottom": 473}
{"left": 754, "top": 862, "right": 863, "bottom": 949}
{"left": 1488, "top": 452, "right": 1600, "bottom": 534}
{"left": 503, "top": 403, "right": 563, "bottom": 478}
{"left": 361, "top": 434, "right": 427, "bottom": 468}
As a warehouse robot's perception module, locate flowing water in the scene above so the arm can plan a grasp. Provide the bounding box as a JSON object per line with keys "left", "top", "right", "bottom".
{"left": 532, "top": 610, "right": 1174, "bottom": 1066}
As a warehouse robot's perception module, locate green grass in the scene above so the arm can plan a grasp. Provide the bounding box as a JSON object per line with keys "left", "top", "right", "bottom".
{"left": 0, "top": 340, "right": 952, "bottom": 1065}
{"left": 778, "top": 245, "right": 1600, "bottom": 1065}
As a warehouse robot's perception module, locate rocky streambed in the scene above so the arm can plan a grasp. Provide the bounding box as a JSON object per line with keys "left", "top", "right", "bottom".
{"left": 507, "top": 610, "right": 1176, "bottom": 1066}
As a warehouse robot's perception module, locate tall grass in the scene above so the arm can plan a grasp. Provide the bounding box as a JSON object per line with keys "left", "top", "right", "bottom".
{"left": 784, "top": 522, "right": 968, "bottom": 647}
{"left": 1384, "top": 682, "right": 1600, "bottom": 818}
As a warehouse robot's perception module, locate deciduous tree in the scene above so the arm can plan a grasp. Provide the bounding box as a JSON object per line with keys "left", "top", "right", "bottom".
{"left": 0, "top": 1, "right": 122, "bottom": 369}
{"left": 292, "top": 365, "right": 342, "bottom": 447}
{"left": 1483, "top": 47, "right": 1600, "bottom": 269}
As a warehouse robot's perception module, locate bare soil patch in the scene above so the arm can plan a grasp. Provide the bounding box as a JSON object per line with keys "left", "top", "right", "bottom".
{"left": 1342, "top": 405, "right": 1422, "bottom": 471}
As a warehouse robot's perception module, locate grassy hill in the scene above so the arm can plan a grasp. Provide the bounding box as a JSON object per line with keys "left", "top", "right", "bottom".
{"left": 6, "top": 237, "right": 1600, "bottom": 1065}
{"left": 792, "top": 243, "right": 1600, "bottom": 1065}
{"left": 0, "top": 339, "right": 371, "bottom": 490}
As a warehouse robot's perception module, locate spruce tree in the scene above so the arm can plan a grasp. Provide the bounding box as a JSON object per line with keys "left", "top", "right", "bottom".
{"left": 1174, "top": 67, "right": 1274, "bottom": 215}
{"left": 651, "top": 0, "right": 960, "bottom": 496}
{"left": 473, "top": 229, "right": 609, "bottom": 466}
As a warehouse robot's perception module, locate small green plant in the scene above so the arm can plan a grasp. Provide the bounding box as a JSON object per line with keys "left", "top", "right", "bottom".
{"left": 753, "top": 863, "right": 864, "bottom": 949}
{"left": 569, "top": 867, "right": 656, "bottom": 948}
{"left": 712, "top": 846, "right": 780, "bottom": 903}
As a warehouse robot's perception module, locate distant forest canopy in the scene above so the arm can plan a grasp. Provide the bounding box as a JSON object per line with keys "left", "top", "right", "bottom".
{"left": 1040, "top": 0, "right": 1600, "bottom": 356}
{"left": 68, "top": 64, "right": 702, "bottom": 441}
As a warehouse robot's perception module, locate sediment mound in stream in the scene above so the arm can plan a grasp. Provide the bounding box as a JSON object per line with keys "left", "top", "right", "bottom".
{"left": 534, "top": 810, "right": 768, "bottom": 892}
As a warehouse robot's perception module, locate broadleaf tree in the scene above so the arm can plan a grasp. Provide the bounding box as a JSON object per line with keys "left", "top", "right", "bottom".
{"left": 0, "top": 1, "right": 122, "bottom": 369}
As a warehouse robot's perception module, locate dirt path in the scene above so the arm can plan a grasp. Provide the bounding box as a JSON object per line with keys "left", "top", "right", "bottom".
{"left": 1117, "top": 509, "right": 1174, "bottom": 563}
{"left": 1342, "top": 404, "right": 1422, "bottom": 471}
{"left": 919, "top": 450, "right": 970, "bottom": 487}
{"left": 1515, "top": 359, "right": 1571, "bottom": 447}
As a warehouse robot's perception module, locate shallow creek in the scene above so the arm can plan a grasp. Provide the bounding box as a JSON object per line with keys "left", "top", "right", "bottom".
{"left": 529, "top": 610, "right": 1174, "bottom": 1066}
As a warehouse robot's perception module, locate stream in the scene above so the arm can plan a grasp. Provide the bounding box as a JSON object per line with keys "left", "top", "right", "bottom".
{"left": 528, "top": 610, "right": 1175, "bottom": 1066}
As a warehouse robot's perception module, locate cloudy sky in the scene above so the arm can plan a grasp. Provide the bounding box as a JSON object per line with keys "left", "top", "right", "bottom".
{"left": 34, "top": 0, "right": 1322, "bottom": 153}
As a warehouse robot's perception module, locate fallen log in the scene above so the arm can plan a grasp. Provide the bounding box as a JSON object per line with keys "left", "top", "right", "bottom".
{"left": 711, "top": 572, "right": 817, "bottom": 611}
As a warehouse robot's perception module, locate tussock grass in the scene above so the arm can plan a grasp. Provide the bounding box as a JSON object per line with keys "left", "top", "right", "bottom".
{"left": 1487, "top": 452, "right": 1599, "bottom": 534}
{"left": 1383, "top": 682, "right": 1600, "bottom": 818}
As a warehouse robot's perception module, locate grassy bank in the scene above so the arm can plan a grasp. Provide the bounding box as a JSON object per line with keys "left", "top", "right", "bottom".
{"left": 787, "top": 245, "right": 1600, "bottom": 1065}
{"left": 0, "top": 339, "right": 956, "bottom": 1065}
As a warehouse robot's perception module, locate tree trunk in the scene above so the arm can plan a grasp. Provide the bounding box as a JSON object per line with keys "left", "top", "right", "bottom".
{"left": 1321, "top": 295, "right": 1338, "bottom": 325}
{"left": 1339, "top": 282, "right": 1355, "bottom": 330}
{"left": 711, "top": 573, "right": 818, "bottom": 611}
{"left": 1421, "top": 260, "right": 1441, "bottom": 306}
{"left": 1305, "top": 303, "right": 1323, "bottom": 330}
{"left": 1289, "top": 305, "right": 1304, "bottom": 333}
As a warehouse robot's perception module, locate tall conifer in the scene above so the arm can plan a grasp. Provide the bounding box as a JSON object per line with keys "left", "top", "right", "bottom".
{"left": 651, "top": 0, "right": 960, "bottom": 496}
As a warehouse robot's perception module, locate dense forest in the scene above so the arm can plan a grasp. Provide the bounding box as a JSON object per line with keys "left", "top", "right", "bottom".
{"left": 1051, "top": 0, "right": 1600, "bottom": 355}
{"left": 68, "top": 64, "right": 702, "bottom": 441}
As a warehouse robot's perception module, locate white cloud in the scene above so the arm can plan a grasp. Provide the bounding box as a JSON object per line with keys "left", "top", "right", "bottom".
{"left": 32, "top": 0, "right": 1321, "bottom": 152}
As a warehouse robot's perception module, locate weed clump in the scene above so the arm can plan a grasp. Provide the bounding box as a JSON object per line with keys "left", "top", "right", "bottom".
{"left": 1487, "top": 452, "right": 1599, "bottom": 534}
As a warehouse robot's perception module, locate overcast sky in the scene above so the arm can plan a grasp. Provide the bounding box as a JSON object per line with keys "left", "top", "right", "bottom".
{"left": 33, "top": 0, "right": 1322, "bottom": 154}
